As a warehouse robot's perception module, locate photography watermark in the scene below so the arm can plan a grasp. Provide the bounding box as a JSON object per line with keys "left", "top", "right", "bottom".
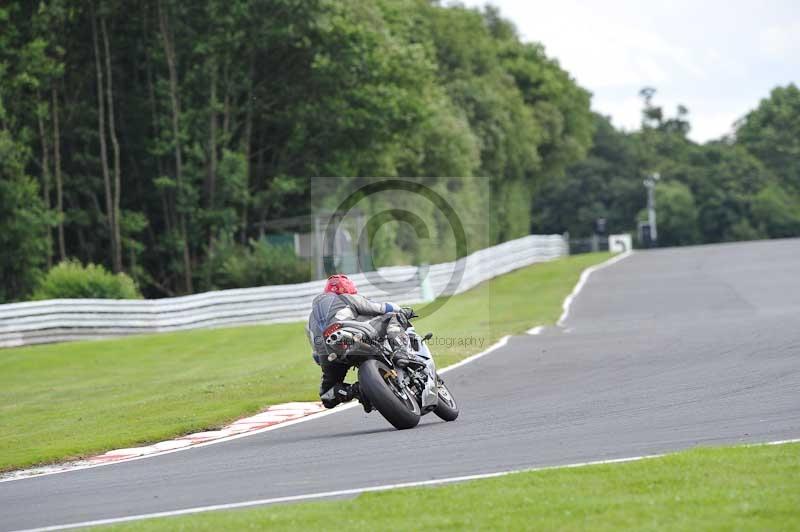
{"left": 427, "top": 335, "right": 486, "bottom": 350}
{"left": 310, "top": 177, "right": 490, "bottom": 318}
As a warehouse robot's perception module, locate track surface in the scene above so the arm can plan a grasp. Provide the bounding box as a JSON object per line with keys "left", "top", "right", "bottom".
{"left": 2, "top": 239, "right": 800, "bottom": 530}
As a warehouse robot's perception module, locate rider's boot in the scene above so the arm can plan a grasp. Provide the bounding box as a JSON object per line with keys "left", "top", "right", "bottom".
{"left": 320, "top": 382, "right": 358, "bottom": 408}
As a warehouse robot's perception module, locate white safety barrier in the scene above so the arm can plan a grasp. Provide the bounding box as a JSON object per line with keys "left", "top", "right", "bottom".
{"left": 0, "top": 234, "right": 567, "bottom": 348}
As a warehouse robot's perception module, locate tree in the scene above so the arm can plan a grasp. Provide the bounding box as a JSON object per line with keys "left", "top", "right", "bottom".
{"left": 0, "top": 130, "right": 53, "bottom": 302}
{"left": 685, "top": 142, "right": 771, "bottom": 243}
{"left": 532, "top": 113, "right": 642, "bottom": 237}
{"left": 422, "top": 3, "right": 592, "bottom": 242}
{"left": 90, "top": 2, "right": 122, "bottom": 273}
{"left": 751, "top": 184, "right": 800, "bottom": 238}
{"left": 0, "top": 0, "right": 597, "bottom": 300}
{"left": 643, "top": 181, "right": 699, "bottom": 246}
{"left": 0, "top": 2, "right": 55, "bottom": 301}
{"left": 156, "top": 0, "right": 193, "bottom": 292}
{"left": 736, "top": 84, "right": 800, "bottom": 192}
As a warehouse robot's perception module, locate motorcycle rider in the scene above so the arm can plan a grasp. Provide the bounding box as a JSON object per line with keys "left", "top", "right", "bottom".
{"left": 307, "top": 274, "right": 415, "bottom": 410}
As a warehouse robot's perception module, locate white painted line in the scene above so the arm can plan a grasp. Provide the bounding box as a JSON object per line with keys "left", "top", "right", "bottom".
{"left": 7, "top": 336, "right": 515, "bottom": 484}
{"left": 2, "top": 253, "right": 629, "bottom": 484}
{"left": 14, "top": 437, "right": 800, "bottom": 532}
{"left": 761, "top": 438, "right": 800, "bottom": 446}
{"left": 9, "top": 455, "right": 663, "bottom": 532}
{"left": 557, "top": 251, "right": 632, "bottom": 327}
{"left": 5, "top": 336, "right": 516, "bottom": 483}
{"left": 526, "top": 326, "right": 544, "bottom": 335}
{"left": 438, "top": 335, "right": 510, "bottom": 375}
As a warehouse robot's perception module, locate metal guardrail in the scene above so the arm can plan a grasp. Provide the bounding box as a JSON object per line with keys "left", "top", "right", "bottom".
{"left": 0, "top": 234, "right": 567, "bottom": 348}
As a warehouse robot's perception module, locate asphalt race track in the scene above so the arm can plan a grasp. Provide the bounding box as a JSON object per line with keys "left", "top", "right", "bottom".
{"left": 2, "top": 239, "right": 799, "bottom": 531}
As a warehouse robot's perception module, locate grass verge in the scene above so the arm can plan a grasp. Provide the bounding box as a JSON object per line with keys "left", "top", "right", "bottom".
{"left": 103, "top": 442, "right": 800, "bottom": 531}
{"left": 0, "top": 252, "right": 610, "bottom": 471}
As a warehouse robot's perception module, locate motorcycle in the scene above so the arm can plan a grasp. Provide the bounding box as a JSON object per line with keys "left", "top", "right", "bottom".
{"left": 322, "top": 311, "right": 459, "bottom": 429}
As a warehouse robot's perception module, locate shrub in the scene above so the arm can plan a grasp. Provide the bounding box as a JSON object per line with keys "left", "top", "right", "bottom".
{"left": 751, "top": 183, "right": 800, "bottom": 238}
{"left": 203, "top": 236, "right": 311, "bottom": 290}
{"left": 33, "top": 260, "right": 142, "bottom": 300}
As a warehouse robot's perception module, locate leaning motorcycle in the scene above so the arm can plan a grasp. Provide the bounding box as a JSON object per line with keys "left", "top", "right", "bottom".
{"left": 323, "top": 311, "right": 459, "bottom": 429}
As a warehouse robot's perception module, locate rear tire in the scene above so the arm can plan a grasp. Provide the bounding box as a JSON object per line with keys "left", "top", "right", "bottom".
{"left": 359, "top": 359, "right": 420, "bottom": 430}
{"left": 433, "top": 376, "right": 459, "bottom": 421}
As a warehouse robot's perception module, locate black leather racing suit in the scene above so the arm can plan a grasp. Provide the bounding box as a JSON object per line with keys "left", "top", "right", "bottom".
{"left": 306, "top": 292, "right": 408, "bottom": 408}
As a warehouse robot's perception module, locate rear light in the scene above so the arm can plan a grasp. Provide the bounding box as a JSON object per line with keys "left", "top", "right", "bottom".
{"left": 323, "top": 323, "right": 342, "bottom": 337}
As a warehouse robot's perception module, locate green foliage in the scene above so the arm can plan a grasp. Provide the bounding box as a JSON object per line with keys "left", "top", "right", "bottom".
{"left": 495, "top": 179, "right": 532, "bottom": 241}
{"left": 641, "top": 181, "right": 700, "bottom": 246}
{"left": 4, "top": 0, "right": 798, "bottom": 298}
{"left": 685, "top": 142, "right": 771, "bottom": 243}
{"left": 203, "top": 236, "right": 311, "bottom": 290}
{"left": 363, "top": 2, "right": 593, "bottom": 245}
{"left": 535, "top": 87, "right": 800, "bottom": 246}
{"left": 33, "top": 260, "right": 142, "bottom": 300}
{"left": 737, "top": 84, "right": 800, "bottom": 192}
{"left": 533, "top": 113, "right": 642, "bottom": 238}
{"left": 0, "top": 130, "right": 52, "bottom": 302}
{"left": 0, "top": 0, "right": 594, "bottom": 300}
{"left": 751, "top": 183, "right": 800, "bottom": 238}
{"left": 727, "top": 218, "right": 763, "bottom": 242}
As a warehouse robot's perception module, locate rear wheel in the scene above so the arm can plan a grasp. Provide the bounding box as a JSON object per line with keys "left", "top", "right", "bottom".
{"left": 358, "top": 359, "right": 420, "bottom": 430}
{"left": 433, "top": 375, "right": 459, "bottom": 421}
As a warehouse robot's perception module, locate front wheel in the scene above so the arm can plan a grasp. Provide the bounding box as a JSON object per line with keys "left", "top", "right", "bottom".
{"left": 433, "top": 375, "right": 459, "bottom": 421}
{"left": 358, "top": 359, "right": 420, "bottom": 430}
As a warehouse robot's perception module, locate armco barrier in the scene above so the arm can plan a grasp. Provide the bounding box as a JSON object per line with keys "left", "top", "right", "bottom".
{"left": 0, "top": 234, "right": 567, "bottom": 348}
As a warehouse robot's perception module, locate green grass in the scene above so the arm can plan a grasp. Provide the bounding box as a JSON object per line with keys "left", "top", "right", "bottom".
{"left": 103, "top": 443, "right": 800, "bottom": 531}
{"left": 0, "top": 253, "right": 609, "bottom": 471}
{"left": 416, "top": 252, "right": 610, "bottom": 367}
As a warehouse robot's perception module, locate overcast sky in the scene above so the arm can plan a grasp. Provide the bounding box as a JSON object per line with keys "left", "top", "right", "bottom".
{"left": 458, "top": 0, "right": 800, "bottom": 142}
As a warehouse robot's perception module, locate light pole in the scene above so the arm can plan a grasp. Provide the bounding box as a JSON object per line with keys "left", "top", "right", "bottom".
{"left": 643, "top": 172, "right": 660, "bottom": 243}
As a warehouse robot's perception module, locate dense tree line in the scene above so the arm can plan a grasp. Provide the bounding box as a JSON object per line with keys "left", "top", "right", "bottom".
{"left": 533, "top": 84, "right": 800, "bottom": 246}
{"left": 2, "top": 1, "right": 798, "bottom": 303}
{"left": 0, "top": 0, "right": 592, "bottom": 302}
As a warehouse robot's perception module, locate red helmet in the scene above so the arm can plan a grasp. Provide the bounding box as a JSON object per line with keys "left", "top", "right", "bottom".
{"left": 324, "top": 274, "right": 358, "bottom": 295}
